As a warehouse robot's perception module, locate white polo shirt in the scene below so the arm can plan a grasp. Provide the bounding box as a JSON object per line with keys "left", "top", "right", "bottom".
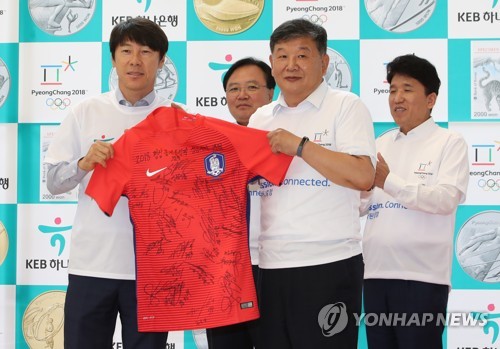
{"left": 249, "top": 81, "right": 376, "bottom": 269}
{"left": 44, "top": 91, "right": 169, "bottom": 280}
{"left": 362, "top": 118, "right": 469, "bottom": 286}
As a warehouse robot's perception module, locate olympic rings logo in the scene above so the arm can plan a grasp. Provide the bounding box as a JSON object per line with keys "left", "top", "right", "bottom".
{"left": 302, "top": 14, "right": 328, "bottom": 26}
{"left": 46, "top": 98, "right": 71, "bottom": 110}
{"left": 478, "top": 178, "right": 500, "bottom": 191}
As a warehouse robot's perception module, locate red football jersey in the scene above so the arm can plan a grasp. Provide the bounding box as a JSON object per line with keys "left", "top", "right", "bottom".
{"left": 86, "top": 106, "right": 292, "bottom": 332}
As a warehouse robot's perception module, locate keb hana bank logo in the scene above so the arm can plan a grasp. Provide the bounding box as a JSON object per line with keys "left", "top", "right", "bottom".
{"left": 472, "top": 303, "right": 500, "bottom": 345}
{"left": 38, "top": 216, "right": 71, "bottom": 257}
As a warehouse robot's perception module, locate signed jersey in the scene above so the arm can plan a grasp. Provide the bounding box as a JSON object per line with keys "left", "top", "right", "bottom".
{"left": 86, "top": 106, "right": 292, "bottom": 331}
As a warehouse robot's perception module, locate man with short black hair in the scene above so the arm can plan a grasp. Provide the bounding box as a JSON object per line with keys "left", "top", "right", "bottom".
{"left": 44, "top": 18, "right": 171, "bottom": 348}
{"left": 361, "top": 54, "right": 469, "bottom": 349}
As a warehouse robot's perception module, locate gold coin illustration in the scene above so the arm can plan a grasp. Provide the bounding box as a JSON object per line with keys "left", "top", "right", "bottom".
{"left": 194, "top": 0, "right": 264, "bottom": 35}
{"left": 23, "top": 290, "right": 66, "bottom": 349}
{"left": 0, "top": 221, "right": 8, "bottom": 266}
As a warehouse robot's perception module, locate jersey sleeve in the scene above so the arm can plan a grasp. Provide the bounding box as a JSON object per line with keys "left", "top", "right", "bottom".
{"left": 208, "top": 117, "right": 293, "bottom": 185}
{"left": 85, "top": 132, "right": 133, "bottom": 216}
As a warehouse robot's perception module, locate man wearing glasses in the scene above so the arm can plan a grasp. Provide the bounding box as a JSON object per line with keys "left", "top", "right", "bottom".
{"left": 205, "top": 57, "right": 275, "bottom": 349}
{"left": 223, "top": 57, "right": 275, "bottom": 126}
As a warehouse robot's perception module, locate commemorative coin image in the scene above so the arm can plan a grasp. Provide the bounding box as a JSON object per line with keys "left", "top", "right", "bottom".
{"left": 109, "top": 55, "right": 179, "bottom": 101}
{"left": 0, "top": 221, "right": 8, "bottom": 266}
{"left": 364, "top": 0, "right": 436, "bottom": 33}
{"left": 23, "top": 290, "right": 66, "bottom": 349}
{"left": 28, "top": 0, "right": 96, "bottom": 36}
{"left": 194, "top": 0, "right": 264, "bottom": 35}
{"left": 325, "top": 48, "right": 352, "bottom": 92}
{"left": 0, "top": 58, "right": 10, "bottom": 109}
{"left": 455, "top": 211, "right": 500, "bottom": 283}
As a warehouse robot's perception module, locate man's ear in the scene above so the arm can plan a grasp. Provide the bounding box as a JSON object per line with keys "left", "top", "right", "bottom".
{"left": 427, "top": 92, "right": 437, "bottom": 110}
{"left": 268, "top": 88, "right": 274, "bottom": 102}
{"left": 158, "top": 55, "right": 166, "bottom": 69}
{"left": 321, "top": 53, "right": 330, "bottom": 76}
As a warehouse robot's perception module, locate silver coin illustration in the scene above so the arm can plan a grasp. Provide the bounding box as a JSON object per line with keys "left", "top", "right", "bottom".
{"left": 109, "top": 55, "right": 179, "bottom": 101}
{"left": 325, "top": 48, "right": 352, "bottom": 92}
{"left": 364, "top": 0, "right": 436, "bottom": 33}
{"left": 0, "top": 58, "right": 11, "bottom": 108}
{"left": 28, "top": 0, "right": 95, "bottom": 36}
{"left": 456, "top": 211, "right": 500, "bottom": 283}
{"left": 23, "top": 290, "right": 66, "bottom": 349}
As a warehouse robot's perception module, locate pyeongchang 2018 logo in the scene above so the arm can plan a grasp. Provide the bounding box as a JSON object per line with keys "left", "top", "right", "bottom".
{"left": 414, "top": 160, "right": 434, "bottom": 180}
{"left": 470, "top": 142, "right": 500, "bottom": 192}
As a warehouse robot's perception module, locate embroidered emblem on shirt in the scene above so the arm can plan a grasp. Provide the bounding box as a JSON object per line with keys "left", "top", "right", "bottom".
{"left": 313, "top": 129, "right": 332, "bottom": 146}
{"left": 414, "top": 161, "right": 433, "bottom": 179}
{"left": 205, "top": 153, "right": 225, "bottom": 177}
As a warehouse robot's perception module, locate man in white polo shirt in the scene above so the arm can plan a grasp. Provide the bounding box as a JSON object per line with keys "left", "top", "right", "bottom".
{"left": 249, "top": 18, "right": 376, "bottom": 348}
{"left": 44, "top": 18, "right": 171, "bottom": 348}
{"left": 361, "top": 54, "right": 469, "bottom": 349}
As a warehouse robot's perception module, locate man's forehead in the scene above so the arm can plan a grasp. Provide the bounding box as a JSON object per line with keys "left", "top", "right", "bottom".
{"left": 227, "top": 78, "right": 261, "bottom": 86}
{"left": 273, "top": 39, "right": 315, "bottom": 52}
{"left": 118, "top": 40, "right": 148, "bottom": 48}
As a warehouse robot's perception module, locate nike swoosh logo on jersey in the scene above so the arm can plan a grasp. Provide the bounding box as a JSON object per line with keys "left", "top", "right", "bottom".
{"left": 146, "top": 167, "right": 168, "bottom": 177}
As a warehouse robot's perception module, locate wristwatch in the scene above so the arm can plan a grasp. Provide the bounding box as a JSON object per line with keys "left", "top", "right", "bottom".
{"left": 296, "top": 136, "right": 309, "bottom": 157}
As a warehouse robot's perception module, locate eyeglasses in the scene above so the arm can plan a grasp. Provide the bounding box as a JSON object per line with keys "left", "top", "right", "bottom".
{"left": 226, "top": 84, "right": 267, "bottom": 95}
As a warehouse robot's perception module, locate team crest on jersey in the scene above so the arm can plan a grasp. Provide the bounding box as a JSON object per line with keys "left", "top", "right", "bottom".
{"left": 205, "top": 153, "right": 225, "bottom": 177}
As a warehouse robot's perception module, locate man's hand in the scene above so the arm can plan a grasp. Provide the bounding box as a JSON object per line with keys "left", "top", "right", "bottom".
{"left": 267, "top": 128, "right": 302, "bottom": 156}
{"left": 373, "top": 152, "right": 390, "bottom": 189}
{"left": 78, "top": 141, "right": 114, "bottom": 171}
